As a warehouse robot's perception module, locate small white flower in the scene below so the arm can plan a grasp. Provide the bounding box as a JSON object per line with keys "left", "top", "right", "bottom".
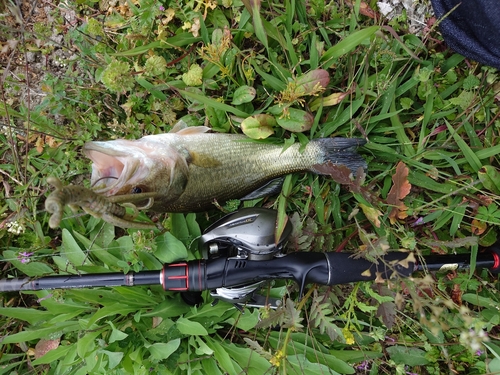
{"left": 377, "top": 2, "right": 394, "bottom": 16}
{"left": 6, "top": 221, "right": 25, "bottom": 235}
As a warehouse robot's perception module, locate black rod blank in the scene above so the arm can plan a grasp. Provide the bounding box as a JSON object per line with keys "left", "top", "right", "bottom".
{"left": 1, "top": 248, "right": 498, "bottom": 293}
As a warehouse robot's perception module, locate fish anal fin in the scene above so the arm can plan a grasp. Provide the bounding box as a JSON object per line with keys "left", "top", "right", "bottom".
{"left": 241, "top": 177, "right": 285, "bottom": 201}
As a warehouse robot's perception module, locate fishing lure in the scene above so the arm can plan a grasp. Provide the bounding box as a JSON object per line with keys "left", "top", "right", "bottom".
{"left": 45, "top": 177, "right": 160, "bottom": 230}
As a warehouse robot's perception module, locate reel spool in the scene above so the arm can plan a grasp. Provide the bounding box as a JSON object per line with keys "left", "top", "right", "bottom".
{"left": 199, "top": 208, "right": 293, "bottom": 308}
{"left": 200, "top": 208, "right": 293, "bottom": 261}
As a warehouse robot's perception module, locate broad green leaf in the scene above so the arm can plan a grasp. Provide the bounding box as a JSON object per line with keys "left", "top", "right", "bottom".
{"left": 462, "top": 294, "right": 497, "bottom": 308}
{"left": 142, "top": 298, "right": 191, "bottom": 318}
{"left": 476, "top": 144, "right": 500, "bottom": 160}
{"left": 2, "top": 321, "right": 80, "bottom": 344}
{"left": 0, "top": 307, "right": 55, "bottom": 325}
{"left": 87, "top": 303, "right": 137, "bottom": 327}
{"left": 31, "top": 345, "right": 73, "bottom": 365}
{"left": 3, "top": 250, "right": 54, "bottom": 277}
{"left": 226, "top": 308, "right": 260, "bottom": 331}
{"left": 231, "top": 85, "right": 256, "bottom": 105}
{"left": 71, "top": 231, "right": 123, "bottom": 269}
{"left": 186, "top": 213, "right": 202, "bottom": 240}
{"left": 113, "top": 287, "right": 158, "bottom": 306}
{"left": 155, "top": 232, "right": 188, "bottom": 263}
{"left": 101, "top": 350, "right": 124, "bottom": 369}
{"left": 148, "top": 339, "right": 181, "bottom": 361}
{"left": 268, "top": 332, "right": 368, "bottom": 370}
{"left": 201, "top": 358, "right": 224, "bottom": 375}
{"left": 241, "top": 114, "right": 275, "bottom": 139}
{"left": 478, "top": 165, "right": 500, "bottom": 194}
{"left": 287, "top": 354, "right": 341, "bottom": 375}
{"left": 386, "top": 346, "right": 429, "bottom": 366}
{"left": 489, "top": 358, "right": 500, "bottom": 373}
{"left": 252, "top": 63, "right": 287, "bottom": 91}
{"left": 484, "top": 342, "right": 500, "bottom": 360}
{"left": 108, "top": 321, "right": 128, "bottom": 343}
{"left": 222, "top": 341, "right": 271, "bottom": 375}
{"left": 176, "top": 316, "right": 208, "bottom": 336}
{"left": 41, "top": 299, "right": 90, "bottom": 315}
{"left": 205, "top": 337, "right": 239, "bottom": 375}
{"left": 422, "top": 326, "right": 445, "bottom": 344}
{"left": 276, "top": 108, "right": 314, "bottom": 132}
{"left": 192, "top": 335, "right": 214, "bottom": 355}
{"left": 61, "top": 229, "right": 91, "bottom": 267}
{"left": 206, "top": 104, "right": 228, "bottom": 132}
{"left": 408, "top": 171, "right": 456, "bottom": 194}
{"left": 77, "top": 330, "right": 103, "bottom": 358}
{"left": 171, "top": 213, "right": 190, "bottom": 244}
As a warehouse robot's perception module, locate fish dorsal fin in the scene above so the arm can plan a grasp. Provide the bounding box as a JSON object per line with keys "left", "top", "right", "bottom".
{"left": 170, "top": 120, "right": 210, "bottom": 135}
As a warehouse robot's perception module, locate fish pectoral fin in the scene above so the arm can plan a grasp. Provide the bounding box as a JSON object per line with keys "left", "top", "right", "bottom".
{"left": 189, "top": 152, "right": 222, "bottom": 168}
{"left": 170, "top": 120, "right": 210, "bottom": 135}
{"left": 240, "top": 177, "right": 285, "bottom": 201}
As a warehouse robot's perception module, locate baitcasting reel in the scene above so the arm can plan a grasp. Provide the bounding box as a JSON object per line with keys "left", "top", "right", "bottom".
{"left": 198, "top": 208, "right": 293, "bottom": 309}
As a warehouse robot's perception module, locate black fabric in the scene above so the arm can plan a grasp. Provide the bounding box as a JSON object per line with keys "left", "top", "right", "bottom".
{"left": 431, "top": 0, "right": 500, "bottom": 69}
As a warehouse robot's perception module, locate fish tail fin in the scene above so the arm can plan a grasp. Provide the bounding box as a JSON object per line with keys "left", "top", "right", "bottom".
{"left": 310, "top": 138, "right": 367, "bottom": 175}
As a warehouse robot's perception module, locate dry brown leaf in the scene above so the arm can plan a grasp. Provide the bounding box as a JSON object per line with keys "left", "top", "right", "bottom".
{"left": 34, "top": 338, "right": 60, "bottom": 359}
{"left": 471, "top": 219, "right": 487, "bottom": 235}
{"left": 387, "top": 162, "right": 411, "bottom": 224}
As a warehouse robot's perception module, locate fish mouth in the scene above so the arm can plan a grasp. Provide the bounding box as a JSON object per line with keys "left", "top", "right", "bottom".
{"left": 83, "top": 141, "right": 151, "bottom": 196}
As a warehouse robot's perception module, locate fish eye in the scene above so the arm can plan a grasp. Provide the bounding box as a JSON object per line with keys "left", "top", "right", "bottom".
{"left": 131, "top": 186, "right": 143, "bottom": 194}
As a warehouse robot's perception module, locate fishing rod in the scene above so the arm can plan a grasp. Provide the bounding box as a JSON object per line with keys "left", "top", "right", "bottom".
{"left": 1, "top": 208, "right": 499, "bottom": 308}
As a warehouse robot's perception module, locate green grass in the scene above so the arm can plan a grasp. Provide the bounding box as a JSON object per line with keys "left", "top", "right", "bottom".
{"left": 1, "top": 0, "right": 500, "bottom": 374}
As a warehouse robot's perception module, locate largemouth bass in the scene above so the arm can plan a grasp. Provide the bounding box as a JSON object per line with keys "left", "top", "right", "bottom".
{"left": 83, "top": 125, "right": 366, "bottom": 213}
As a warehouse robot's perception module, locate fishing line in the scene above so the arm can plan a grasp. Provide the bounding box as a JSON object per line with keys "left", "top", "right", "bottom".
{"left": 91, "top": 176, "right": 118, "bottom": 187}
{"left": 3, "top": 222, "right": 185, "bottom": 264}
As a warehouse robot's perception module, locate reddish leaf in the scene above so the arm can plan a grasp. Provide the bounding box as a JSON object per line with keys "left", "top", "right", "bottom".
{"left": 313, "top": 162, "right": 377, "bottom": 206}
{"left": 312, "top": 162, "right": 353, "bottom": 185}
{"left": 295, "top": 69, "right": 330, "bottom": 94}
{"left": 451, "top": 283, "right": 462, "bottom": 305}
{"left": 372, "top": 284, "right": 396, "bottom": 328}
{"left": 387, "top": 162, "right": 411, "bottom": 224}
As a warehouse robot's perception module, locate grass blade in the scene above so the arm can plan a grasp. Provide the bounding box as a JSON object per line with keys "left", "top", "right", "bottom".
{"left": 179, "top": 89, "right": 250, "bottom": 117}
{"left": 321, "top": 26, "right": 379, "bottom": 69}
{"left": 445, "top": 120, "right": 482, "bottom": 172}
